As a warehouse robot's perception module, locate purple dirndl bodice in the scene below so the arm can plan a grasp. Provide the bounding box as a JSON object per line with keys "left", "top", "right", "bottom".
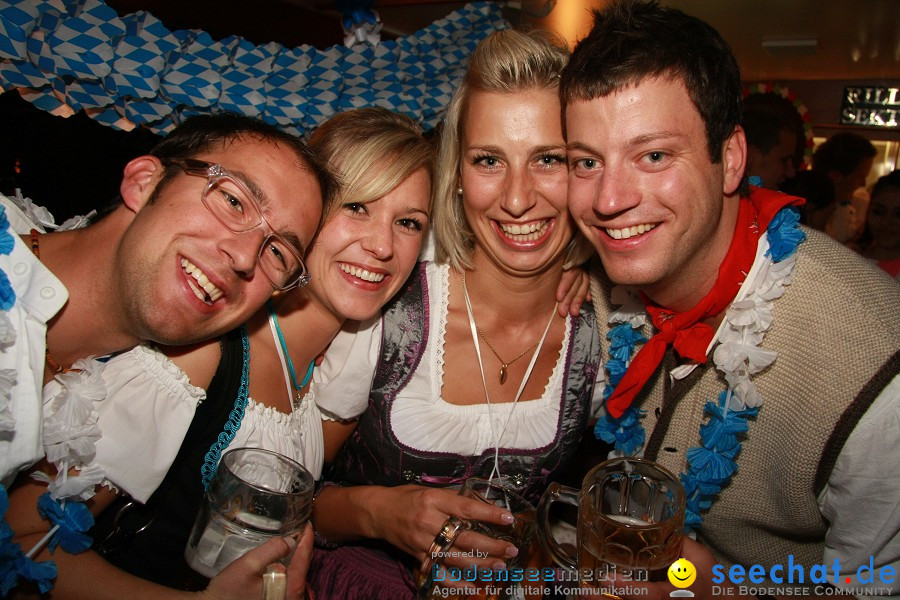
{"left": 310, "top": 262, "right": 601, "bottom": 599}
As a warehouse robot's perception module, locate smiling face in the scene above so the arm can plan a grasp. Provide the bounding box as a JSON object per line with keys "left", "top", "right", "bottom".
{"left": 460, "top": 88, "right": 575, "bottom": 277}
{"left": 305, "top": 166, "right": 430, "bottom": 321}
{"left": 115, "top": 137, "right": 323, "bottom": 345}
{"left": 566, "top": 77, "right": 745, "bottom": 309}
{"left": 667, "top": 558, "right": 697, "bottom": 588}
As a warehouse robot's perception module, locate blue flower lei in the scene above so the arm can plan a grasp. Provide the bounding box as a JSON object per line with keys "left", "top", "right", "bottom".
{"left": 595, "top": 206, "right": 806, "bottom": 531}
{"left": 0, "top": 207, "right": 17, "bottom": 310}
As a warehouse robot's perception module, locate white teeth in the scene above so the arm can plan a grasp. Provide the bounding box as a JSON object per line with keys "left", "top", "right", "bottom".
{"left": 605, "top": 223, "right": 657, "bottom": 240}
{"left": 340, "top": 263, "right": 386, "bottom": 283}
{"left": 181, "top": 258, "right": 224, "bottom": 303}
{"left": 499, "top": 220, "right": 549, "bottom": 242}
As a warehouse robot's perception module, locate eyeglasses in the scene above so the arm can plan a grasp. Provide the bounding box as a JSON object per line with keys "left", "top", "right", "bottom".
{"left": 162, "top": 158, "right": 310, "bottom": 291}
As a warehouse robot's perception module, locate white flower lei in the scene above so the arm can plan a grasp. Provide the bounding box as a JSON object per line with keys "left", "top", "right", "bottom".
{"left": 0, "top": 197, "right": 102, "bottom": 594}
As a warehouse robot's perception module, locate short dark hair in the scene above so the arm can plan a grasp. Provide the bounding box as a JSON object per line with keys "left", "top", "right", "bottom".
{"left": 812, "top": 132, "right": 877, "bottom": 176}
{"left": 742, "top": 93, "right": 803, "bottom": 158}
{"left": 150, "top": 113, "right": 334, "bottom": 207}
{"left": 871, "top": 169, "right": 900, "bottom": 199}
{"left": 91, "top": 113, "right": 335, "bottom": 222}
{"left": 561, "top": 0, "right": 742, "bottom": 166}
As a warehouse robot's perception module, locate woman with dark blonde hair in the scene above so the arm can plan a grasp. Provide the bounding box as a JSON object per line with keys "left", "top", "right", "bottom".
{"left": 310, "top": 28, "right": 603, "bottom": 599}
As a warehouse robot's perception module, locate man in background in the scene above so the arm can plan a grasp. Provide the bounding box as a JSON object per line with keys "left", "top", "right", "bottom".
{"left": 742, "top": 92, "right": 803, "bottom": 190}
{"left": 812, "top": 131, "right": 877, "bottom": 244}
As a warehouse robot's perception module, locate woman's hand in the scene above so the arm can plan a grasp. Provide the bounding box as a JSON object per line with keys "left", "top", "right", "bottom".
{"left": 366, "top": 484, "right": 518, "bottom": 571}
{"left": 556, "top": 266, "right": 592, "bottom": 317}
{"left": 201, "top": 524, "right": 314, "bottom": 600}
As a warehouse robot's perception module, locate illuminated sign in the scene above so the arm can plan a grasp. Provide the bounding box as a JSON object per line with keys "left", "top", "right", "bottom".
{"left": 840, "top": 86, "right": 898, "bottom": 128}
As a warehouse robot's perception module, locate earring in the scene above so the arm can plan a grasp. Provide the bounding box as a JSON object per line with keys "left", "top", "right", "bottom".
{"left": 456, "top": 187, "right": 463, "bottom": 197}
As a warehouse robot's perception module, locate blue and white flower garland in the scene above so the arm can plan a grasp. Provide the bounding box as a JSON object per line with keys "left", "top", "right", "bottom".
{"left": 0, "top": 200, "right": 99, "bottom": 595}
{"left": 594, "top": 206, "right": 806, "bottom": 531}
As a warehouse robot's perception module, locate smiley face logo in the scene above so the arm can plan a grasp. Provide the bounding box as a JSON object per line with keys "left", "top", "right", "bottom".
{"left": 667, "top": 558, "right": 696, "bottom": 588}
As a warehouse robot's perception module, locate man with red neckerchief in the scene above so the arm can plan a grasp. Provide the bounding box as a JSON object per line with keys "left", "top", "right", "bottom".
{"left": 562, "top": 2, "right": 900, "bottom": 599}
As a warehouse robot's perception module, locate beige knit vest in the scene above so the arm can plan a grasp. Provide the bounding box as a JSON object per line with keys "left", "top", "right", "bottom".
{"left": 589, "top": 227, "right": 900, "bottom": 570}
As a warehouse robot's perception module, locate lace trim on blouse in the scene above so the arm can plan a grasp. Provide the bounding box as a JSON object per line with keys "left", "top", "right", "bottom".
{"left": 129, "top": 344, "right": 205, "bottom": 403}
{"left": 243, "top": 388, "right": 314, "bottom": 428}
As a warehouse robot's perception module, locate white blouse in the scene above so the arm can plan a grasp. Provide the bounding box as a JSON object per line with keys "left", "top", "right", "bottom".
{"left": 315, "top": 262, "right": 605, "bottom": 456}
{"left": 43, "top": 342, "right": 324, "bottom": 504}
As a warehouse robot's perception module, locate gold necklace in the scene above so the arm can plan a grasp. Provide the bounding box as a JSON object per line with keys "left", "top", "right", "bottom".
{"left": 461, "top": 271, "right": 553, "bottom": 385}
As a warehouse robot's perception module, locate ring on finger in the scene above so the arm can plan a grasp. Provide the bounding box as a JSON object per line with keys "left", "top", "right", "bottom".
{"left": 417, "top": 516, "right": 467, "bottom": 591}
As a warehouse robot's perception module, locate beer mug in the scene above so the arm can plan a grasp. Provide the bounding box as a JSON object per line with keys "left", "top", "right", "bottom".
{"left": 537, "top": 457, "right": 684, "bottom": 589}
{"left": 417, "top": 477, "right": 537, "bottom": 600}
{"left": 185, "top": 447, "right": 314, "bottom": 578}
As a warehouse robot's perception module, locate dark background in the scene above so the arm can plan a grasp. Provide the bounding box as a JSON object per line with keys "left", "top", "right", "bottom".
{"left": 0, "top": 90, "right": 161, "bottom": 223}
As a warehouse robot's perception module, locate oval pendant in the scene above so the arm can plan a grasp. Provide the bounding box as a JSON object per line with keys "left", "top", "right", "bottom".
{"left": 499, "top": 365, "right": 508, "bottom": 385}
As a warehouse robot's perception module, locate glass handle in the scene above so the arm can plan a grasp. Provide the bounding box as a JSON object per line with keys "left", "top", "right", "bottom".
{"left": 536, "top": 482, "right": 579, "bottom": 571}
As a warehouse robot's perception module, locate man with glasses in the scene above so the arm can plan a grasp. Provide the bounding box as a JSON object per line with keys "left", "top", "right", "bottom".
{"left": 0, "top": 113, "right": 330, "bottom": 488}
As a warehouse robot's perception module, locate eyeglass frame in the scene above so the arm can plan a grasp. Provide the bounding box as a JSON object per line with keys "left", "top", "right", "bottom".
{"left": 160, "top": 157, "right": 310, "bottom": 291}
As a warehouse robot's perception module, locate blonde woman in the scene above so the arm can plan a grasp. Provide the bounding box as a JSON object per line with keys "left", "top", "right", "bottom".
{"left": 310, "top": 29, "right": 604, "bottom": 600}
{"left": 8, "top": 108, "right": 434, "bottom": 599}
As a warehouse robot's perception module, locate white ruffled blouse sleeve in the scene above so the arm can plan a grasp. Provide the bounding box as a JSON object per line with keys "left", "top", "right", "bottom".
{"left": 41, "top": 345, "right": 205, "bottom": 503}
{"left": 313, "top": 316, "right": 382, "bottom": 421}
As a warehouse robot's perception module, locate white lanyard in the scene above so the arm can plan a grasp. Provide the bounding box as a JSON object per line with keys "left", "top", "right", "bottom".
{"left": 461, "top": 271, "right": 557, "bottom": 483}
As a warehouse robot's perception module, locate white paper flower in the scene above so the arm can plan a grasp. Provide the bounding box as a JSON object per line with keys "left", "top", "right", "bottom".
{"left": 56, "top": 211, "right": 97, "bottom": 232}
{"left": 609, "top": 286, "right": 648, "bottom": 328}
{"left": 42, "top": 358, "right": 106, "bottom": 468}
{"left": 0, "top": 311, "right": 15, "bottom": 349}
{"left": 714, "top": 338, "right": 777, "bottom": 374}
{"left": 0, "top": 367, "right": 17, "bottom": 430}
{"left": 717, "top": 324, "right": 765, "bottom": 348}
{"left": 53, "top": 464, "right": 106, "bottom": 501}
{"left": 757, "top": 255, "right": 796, "bottom": 300}
{"left": 11, "top": 189, "right": 57, "bottom": 229}
{"left": 726, "top": 297, "right": 774, "bottom": 330}
{"left": 725, "top": 371, "right": 763, "bottom": 409}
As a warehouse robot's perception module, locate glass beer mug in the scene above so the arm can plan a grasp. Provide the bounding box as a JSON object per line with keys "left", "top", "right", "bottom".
{"left": 537, "top": 457, "right": 685, "bottom": 590}
{"left": 185, "top": 448, "right": 314, "bottom": 578}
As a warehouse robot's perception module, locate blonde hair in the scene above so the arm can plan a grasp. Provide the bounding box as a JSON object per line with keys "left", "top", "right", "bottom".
{"left": 434, "top": 28, "right": 589, "bottom": 270}
{"left": 309, "top": 107, "right": 434, "bottom": 222}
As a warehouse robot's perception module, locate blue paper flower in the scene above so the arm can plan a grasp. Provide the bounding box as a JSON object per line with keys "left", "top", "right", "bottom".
{"left": 684, "top": 508, "right": 703, "bottom": 530}
{"left": 607, "top": 323, "right": 646, "bottom": 362}
{"left": 766, "top": 206, "right": 806, "bottom": 262}
{"left": 0, "top": 486, "right": 13, "bottom": 546}
{"left": 685, "top": 445, "right": 739, "bottom": 482}
{"left": 0, "top": 270, "right": 15, "bottom": 311}
{"left": 680, "top": 472, "right": 724, "bottom": 499}
{"left": 594, "top": 407, "right": 646, "bottom": 456}
{"left": 0, "top": 208, "right": 14, "bottom": 256}
{"left": 0, "top": 487, "right": 58, "bottom": 595}
{"left": 605, "top": 358, "right": 629, "bottom": 389}
{"left": 698, "top": 400, "right": 758, "bottom": 451}
{"left": 1, "top": 552, "right": 57, "bottom": 595}
{"left": 36, "top": 493, "right": 94, "bottom": 554}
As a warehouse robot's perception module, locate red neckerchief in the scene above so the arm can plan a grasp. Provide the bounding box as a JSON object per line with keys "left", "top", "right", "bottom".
{"left": 605, "top": 188, "right": 803, "bottom": 419}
